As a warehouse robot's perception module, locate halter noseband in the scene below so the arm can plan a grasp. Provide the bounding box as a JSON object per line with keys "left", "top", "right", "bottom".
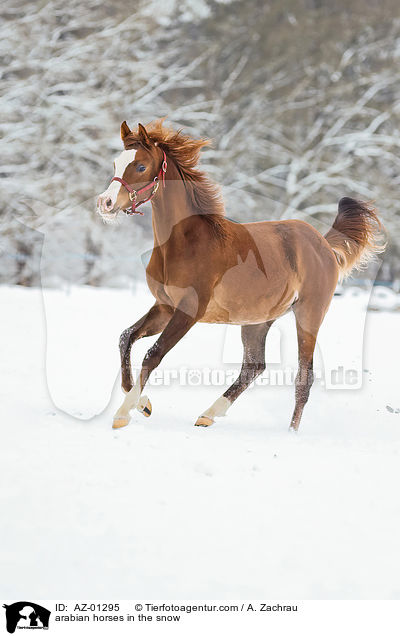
{"left": 111, "top": 150, "right": 167, "bottom": 215}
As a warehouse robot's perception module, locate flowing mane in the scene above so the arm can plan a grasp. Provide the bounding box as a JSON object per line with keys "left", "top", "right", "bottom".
{"left": 123, "top": 120, "right": 229, "bottom": 241}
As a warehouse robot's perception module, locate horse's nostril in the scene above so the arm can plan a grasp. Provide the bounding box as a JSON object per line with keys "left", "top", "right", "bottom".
{"left": 106, "top": 199, "right": 112, "bottom": 208}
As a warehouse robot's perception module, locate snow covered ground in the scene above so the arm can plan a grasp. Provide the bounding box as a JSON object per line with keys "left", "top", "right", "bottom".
{"left": 1, "top": 284, "right": 399, "bottom": 599}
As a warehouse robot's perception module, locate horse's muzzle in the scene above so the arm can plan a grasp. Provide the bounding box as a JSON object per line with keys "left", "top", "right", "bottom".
{"left": 97, "top": 193, "right": 115, "bottom": 214}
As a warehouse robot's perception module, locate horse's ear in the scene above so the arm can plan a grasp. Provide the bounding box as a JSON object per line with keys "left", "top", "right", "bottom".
{"left": 120, "top": 121, "right": 131, "bottom": 140}
{"left": 138, "top": 123, "right": 151, "bottom": 147}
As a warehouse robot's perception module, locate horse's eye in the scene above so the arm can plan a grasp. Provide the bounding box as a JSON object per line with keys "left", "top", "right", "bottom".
{"left": 136, "top": 164, "right": 146, "bottom": 172}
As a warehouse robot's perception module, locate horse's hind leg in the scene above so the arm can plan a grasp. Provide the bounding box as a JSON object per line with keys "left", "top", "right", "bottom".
{"left": 195, "top": 321, "right": 274, "bottom": 427}
{"left": 289, "top": 303, "right": 323, "bottom": 431}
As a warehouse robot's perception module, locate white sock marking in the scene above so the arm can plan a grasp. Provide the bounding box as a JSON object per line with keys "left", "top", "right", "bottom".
{"left": 114, "top": 381, "right": 141, "bottom": 420}
{"left": 202, "top": 396, "right": 231, "bottom": 419}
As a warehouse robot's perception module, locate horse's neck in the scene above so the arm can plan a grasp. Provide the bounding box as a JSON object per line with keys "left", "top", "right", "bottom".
{"left": 151, "top": 159, "right": 193, "bottom": 247}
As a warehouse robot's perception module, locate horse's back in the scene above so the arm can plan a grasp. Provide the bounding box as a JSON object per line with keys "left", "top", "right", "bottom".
{"left": 238, "top": 218, "right": 339, "bottom": 289}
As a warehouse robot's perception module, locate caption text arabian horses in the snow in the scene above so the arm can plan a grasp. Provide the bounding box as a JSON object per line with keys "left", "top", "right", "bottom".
{"left": 96, "top": 120, "right": 384, "bottom": 431}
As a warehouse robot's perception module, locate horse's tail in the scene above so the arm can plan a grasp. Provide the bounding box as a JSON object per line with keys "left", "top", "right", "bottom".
{"left": 325, "top": 197, "right": 384, "bottom": 278}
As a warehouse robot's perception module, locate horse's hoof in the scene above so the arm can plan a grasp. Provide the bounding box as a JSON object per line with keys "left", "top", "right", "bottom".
{"left": 112, "top": 415, "right": 130, "bottom": 429}
{"left": 137, "top": 395, "right": 152, "bottom": 417}
{"left": 195, "top": 415, "right": 214, "bottom": 427}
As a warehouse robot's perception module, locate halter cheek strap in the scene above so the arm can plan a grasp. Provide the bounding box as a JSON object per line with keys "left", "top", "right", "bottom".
{"left": 111, "top": 150, "right": 167, "bottom": 215}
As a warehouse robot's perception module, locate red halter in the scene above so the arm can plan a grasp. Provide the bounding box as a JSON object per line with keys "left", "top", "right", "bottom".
{"left": 111, "top": 150, "right": 167, "bottom": 215}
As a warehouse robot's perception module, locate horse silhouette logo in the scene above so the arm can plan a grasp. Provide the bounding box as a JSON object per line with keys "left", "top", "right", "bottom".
{"left": 2, "top": 602, "right": 50, "bottom": 633}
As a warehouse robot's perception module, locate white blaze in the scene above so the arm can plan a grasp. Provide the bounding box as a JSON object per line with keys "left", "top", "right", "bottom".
{"left": 98, "top": 149, "right": 137, "bottom": 209}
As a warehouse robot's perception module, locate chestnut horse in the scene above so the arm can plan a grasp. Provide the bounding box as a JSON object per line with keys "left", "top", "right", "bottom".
{"left": 97, "top": 120, "right": 382, "bottom": 430}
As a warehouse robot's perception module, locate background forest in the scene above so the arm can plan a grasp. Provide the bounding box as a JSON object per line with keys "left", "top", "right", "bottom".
{"left": 1, "top": 0, "right": 399, "bottom": 286}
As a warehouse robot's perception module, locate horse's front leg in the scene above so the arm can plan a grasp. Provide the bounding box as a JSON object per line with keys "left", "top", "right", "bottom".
{"left": 113, "top": 305, "right": 199, "bottom": 429}
{"left": 119, "top": 303, "right": 173, "bottom": 393}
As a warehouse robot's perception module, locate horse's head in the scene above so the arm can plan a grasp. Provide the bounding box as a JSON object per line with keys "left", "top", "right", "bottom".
{"left": 97, "top": 121, "right": 166, "bottom": 222}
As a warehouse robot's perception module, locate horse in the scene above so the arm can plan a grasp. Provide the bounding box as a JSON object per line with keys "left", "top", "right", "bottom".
{"left": 97, "top": 120, "right": 383, "bottom": 431}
